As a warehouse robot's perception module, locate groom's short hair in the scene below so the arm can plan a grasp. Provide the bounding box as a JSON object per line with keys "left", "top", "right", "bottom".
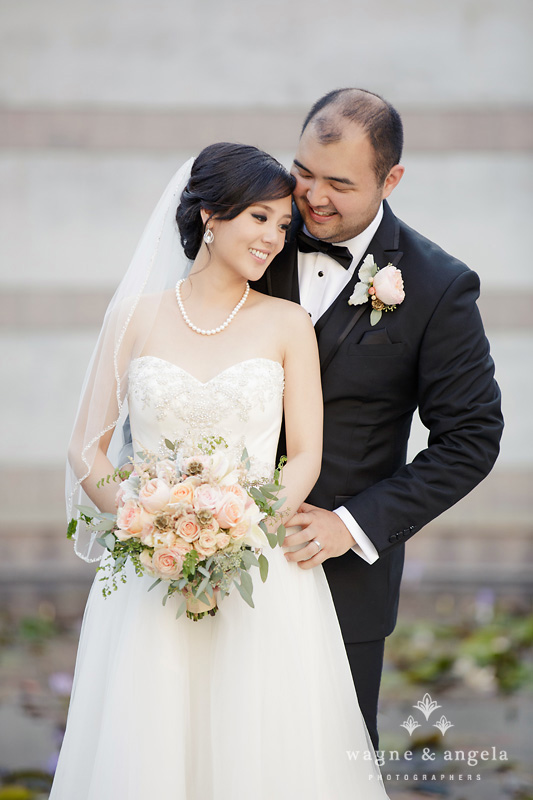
{"left": 301, "top": 88, "right": 403, "bottom": 186}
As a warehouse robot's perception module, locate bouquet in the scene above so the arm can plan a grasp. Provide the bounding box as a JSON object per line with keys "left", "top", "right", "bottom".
{"left": 68, "top": 437, "right": 287, "bottom": 621}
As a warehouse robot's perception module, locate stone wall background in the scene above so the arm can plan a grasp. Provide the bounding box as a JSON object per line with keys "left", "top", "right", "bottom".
{"left": 0, "top": 0, "right": 532, "bottom": 599}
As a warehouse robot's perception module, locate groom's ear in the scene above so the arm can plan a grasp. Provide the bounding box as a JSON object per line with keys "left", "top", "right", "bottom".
{"left": 381, "top": 164, "right": 405, "bottom": 200}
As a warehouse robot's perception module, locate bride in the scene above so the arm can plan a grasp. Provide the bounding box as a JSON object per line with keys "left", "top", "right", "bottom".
{"left": 51, "top": 142, "right": 389, "bottom": 799}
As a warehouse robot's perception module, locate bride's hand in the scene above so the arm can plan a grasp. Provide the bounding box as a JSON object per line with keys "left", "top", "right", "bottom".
{"left": 282, "top": 502, "right": 355, "bottom": 569}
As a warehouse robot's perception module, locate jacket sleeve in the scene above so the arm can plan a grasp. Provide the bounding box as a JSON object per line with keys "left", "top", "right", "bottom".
{"left": 344, "top": 268, "right": 504, "bottom": 555}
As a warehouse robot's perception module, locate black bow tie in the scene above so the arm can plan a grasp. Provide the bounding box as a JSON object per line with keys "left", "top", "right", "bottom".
{"left": 296, "top": 230, "right": 353, "bottom": 270}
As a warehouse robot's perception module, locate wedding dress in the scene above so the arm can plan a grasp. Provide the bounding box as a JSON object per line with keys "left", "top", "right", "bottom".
{"left": 51, "top": 355, "right": 388, "bottom": 799}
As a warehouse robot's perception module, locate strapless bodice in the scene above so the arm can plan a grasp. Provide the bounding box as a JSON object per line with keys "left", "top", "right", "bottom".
{"left": 127, "top": 356, "right": 284, "bottom": 480}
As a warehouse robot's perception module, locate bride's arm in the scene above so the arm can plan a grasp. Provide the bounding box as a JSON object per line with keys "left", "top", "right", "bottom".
{"left": 67, "top": 301, "right": 141, "bottom": 515}
{"left": 277, "top": 304, "right": 323, "bottom": 524}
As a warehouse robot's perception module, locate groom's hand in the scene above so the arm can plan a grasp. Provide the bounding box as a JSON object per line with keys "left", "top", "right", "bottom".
{"left": 282, "top": 502, "right": 354, "bottom": 569}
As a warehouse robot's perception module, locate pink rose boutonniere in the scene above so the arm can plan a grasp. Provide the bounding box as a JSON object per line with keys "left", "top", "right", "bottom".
{"left": 348, "top": 254, "right": 405, "bottom": 326}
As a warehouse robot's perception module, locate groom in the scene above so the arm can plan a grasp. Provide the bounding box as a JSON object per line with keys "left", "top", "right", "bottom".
{"left": 252, "top": 88, "right": 503, "bottom": 748}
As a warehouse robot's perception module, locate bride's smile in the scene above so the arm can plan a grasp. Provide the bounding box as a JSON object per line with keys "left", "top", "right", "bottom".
{"left": 198, "top": 197, "right": 292, "bottom": 283}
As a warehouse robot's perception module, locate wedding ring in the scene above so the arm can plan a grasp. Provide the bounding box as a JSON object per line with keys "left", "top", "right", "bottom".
{"left": 313, "top": 539, "right": 322, "bottom": 552}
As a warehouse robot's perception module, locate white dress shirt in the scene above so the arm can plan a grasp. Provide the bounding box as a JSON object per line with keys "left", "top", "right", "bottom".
{"left": 297, "top": 205, "right": 384, "bottom": 564}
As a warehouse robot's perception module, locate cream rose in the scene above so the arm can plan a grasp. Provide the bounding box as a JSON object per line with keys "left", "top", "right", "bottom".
{"left": 194, "top": 483, "right": 223, "bottom": 511}
{"left": 196, "top": 531, "right": 218, "bottom": 558}
{"left": 216, "top": 494, "right": 245, "bottom": 529}
{"left": 177, "top": 514, "right": 201, "bottom": 542}
{"left": 229, "top": 520, "right": 250, "bottom": 540}
{"left": 199, "top": 516, "right": 220, "bottom": 536}
{"left": 152, "top": 547, "right": 184, "bottom": 579}
{"left": 152, "top": 530, "right": 177, "bottom": 548}
{"left": 156, "top": 458, "right": 177, "bottom": 483}
{"left": 139, "top": 549, "right": 157, "bottom": 576}
{"left": 138, "top": 478, "right": 171, "bottom": 513}
{"left": 215, "top": 532, "right": 231, "bottom": 549}
{"left": 373, "top": 265, "right": 405, "bottom": 306}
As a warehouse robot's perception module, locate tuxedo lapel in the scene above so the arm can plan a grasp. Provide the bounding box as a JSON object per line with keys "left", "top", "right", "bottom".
{"left": 316, "top": 202, "right": 403, "bottom": 375}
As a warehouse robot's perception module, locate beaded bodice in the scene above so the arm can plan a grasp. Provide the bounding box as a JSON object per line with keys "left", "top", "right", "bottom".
{"left": 128, "top": 356, "right": 284, "bottom": 480}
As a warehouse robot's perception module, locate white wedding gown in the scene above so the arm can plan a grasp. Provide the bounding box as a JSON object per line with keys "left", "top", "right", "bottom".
{"left": 51, "top": 356, "right": 388, "bottom": 799}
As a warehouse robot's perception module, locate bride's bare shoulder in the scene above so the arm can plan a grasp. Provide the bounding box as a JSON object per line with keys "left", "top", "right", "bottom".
{"left": 251, "top": 291, "right": 310, "bottom": 322}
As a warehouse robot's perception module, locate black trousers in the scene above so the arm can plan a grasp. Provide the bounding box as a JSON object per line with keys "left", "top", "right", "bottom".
{"left": 344, "top": 639, "right": 385, "bottom": 752}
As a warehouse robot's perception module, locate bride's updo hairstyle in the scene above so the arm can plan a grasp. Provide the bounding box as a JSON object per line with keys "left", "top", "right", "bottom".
{"left": 177, "top": 142, "right": 296, "bottom": 259}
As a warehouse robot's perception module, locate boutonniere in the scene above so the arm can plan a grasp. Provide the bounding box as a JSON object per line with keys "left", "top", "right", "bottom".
{"left": 348, "top": 254, "right": 405, "bottom": 326}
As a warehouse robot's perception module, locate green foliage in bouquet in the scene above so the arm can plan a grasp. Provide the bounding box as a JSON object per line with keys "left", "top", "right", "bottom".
{"left": 67, "top": 439, "right": 287, "bottom": 621}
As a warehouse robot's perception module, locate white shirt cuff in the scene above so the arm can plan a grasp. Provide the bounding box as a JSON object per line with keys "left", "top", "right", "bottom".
{"left": 333, "top": 506, "right": 379, "bottom": 565}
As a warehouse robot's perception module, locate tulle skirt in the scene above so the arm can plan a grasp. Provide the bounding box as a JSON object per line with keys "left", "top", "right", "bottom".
{"left": 50, "top": 549, "right": 388, "bottom": 799}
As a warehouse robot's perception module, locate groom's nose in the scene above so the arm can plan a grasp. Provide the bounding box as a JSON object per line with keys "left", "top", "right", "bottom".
{"left": 306, "top": 180, "right": 329, "bottom": 208}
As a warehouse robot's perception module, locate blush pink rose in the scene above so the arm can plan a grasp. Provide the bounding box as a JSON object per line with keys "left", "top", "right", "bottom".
{"left": 216, "top": 495, "right": 245, "bottom": 529}
{"left": 177, "top": 514, "right": 201, "bottom": 542}
{"left": 194, "top": 483, "right": 223, "bottom": 511}
{"left": 138, "top": 478, "right": 171, "bottom": 513}
{"left": 152, "top": 547, "right": 184, "bottom": 579}
{"left": 173, "top": 537, "right": 193, "bottom": 555}
{"left": 224, "top": 484, "right": 249, "bottom": 504}
{"left": 116, "top": 501, "right": 149, "bottom": 539}
{"left": 373, "top": 265, "right": 405, "bottom": 306}
{"left": 169, "top": 479, "right": 196, "bottom": 506}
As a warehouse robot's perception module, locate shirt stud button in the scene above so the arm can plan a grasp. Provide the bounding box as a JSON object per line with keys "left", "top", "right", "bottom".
{"left": 318, "top": 270, "right": 324, "bottom": 277}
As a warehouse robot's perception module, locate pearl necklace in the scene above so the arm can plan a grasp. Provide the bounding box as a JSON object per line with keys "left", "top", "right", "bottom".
{"left": 175, "top": 279, "right": 250, "bottom": 336}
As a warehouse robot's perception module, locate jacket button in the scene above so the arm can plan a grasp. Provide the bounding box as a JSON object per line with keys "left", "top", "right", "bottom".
{"left": 389, "top": 533, "right": 398, "bottom": 543}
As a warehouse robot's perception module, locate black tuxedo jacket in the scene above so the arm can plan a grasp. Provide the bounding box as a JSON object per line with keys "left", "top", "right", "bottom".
{"left": 251, "top": 201, "right": 503, "bottom": 643}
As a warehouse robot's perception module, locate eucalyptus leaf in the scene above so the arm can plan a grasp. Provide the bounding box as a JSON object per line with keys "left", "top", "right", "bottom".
{"left": 175, "top": 600, "right": 186, "bottom": 619}
{"left": 76, "top": 505, "right": 99, "bottom": 518}
{"left": 235, "top": 580, "right": 254, "bottom": 608}
{"left": 266, "top": 532, "right": 278, "bottom": 549}
{"left": 240, "top": 569, "right": 253, "bottom": 596}
{"left": 241, "top": 550, "right": 259, "bottom": 570}
{"left": 370, "top": 308, "right": 382, "bottom": 326}
{"left": 259, "top": 482, "right": 279, "bottom": 494}
{"left": 195, "top": 576, "right": 210, "bottom": 597}
{"left": 258, "top": 553, "right": 269, "bottom": 582}
{"left": 277, "top": 524, "right": 286, "bottom": 546}
{"left": 162, "top": 593, "right": 168, "bottom": 606}
{"left": 177, "top": 578, "right": 188, "bottom": 590}
{"left": 259, "top": 521, "right": 268, "bottom": 533}
{"left": 104, "top": 533, "right": 116, "bottom": 550}
{"left": 196, "top": 591, "right": 210, "bottom": 605}
{"left": 164, "top": 439, "right": 176, "bottom": 451}
{"left": 148, "top": 578, "right": 162, "bottom": 592}
{"left": 91, "top": 519, "right": 117, "bottom": 531}
{"left": 205, "top": 582, "right": 214, "bottom": 598}
{"left": 249, "top": 487, "right": 264, "bottom": 502}
{"left": 197, "top": 566, "right": 210, "bottom": 578}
